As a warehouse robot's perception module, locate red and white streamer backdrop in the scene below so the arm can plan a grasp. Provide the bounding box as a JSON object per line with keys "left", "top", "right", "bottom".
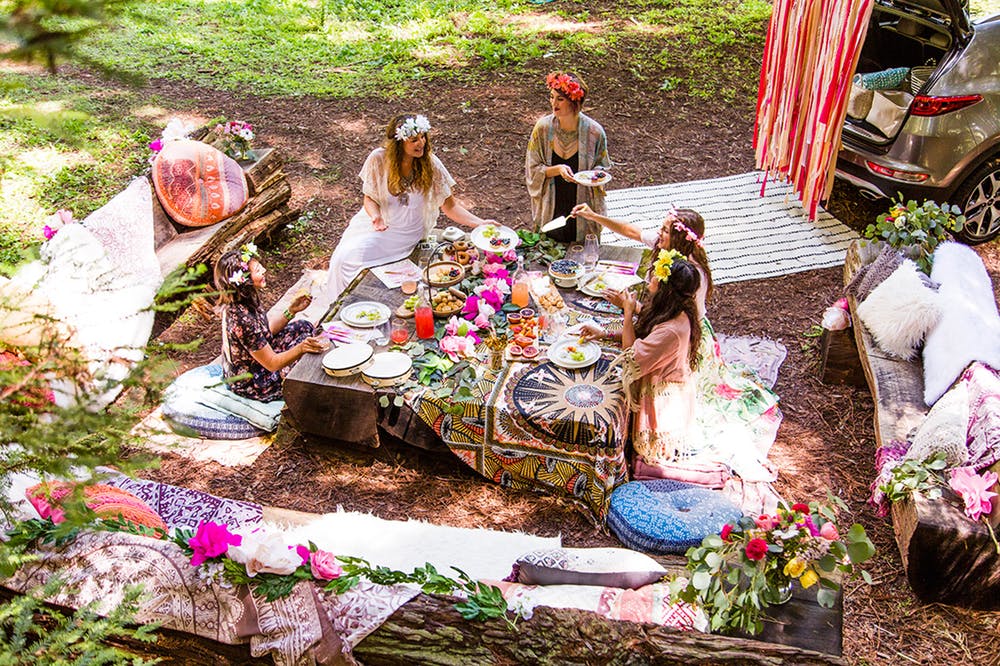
{"left": 753, "top": 0, "right": 875, "bottom": 219}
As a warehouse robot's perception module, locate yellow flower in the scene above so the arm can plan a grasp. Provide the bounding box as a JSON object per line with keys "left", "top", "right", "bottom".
{"left": 783, "top": 557, "right": 806, "bottom": 578}
{"left": 652, "top": 249, "right": 684, "bottom": 283}
{"left": 799, "top": 568, "right": 819, "bottom": 589}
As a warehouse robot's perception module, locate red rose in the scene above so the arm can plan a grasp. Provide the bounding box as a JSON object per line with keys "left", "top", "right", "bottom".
{"left": 745, "top": 538, "right": 768, "bottom": 561}
{"left": 791, "top": 503, "right": 810, "bottom": 514}
{"left": 720, "top": 524, "right": 733, "bottom": 541}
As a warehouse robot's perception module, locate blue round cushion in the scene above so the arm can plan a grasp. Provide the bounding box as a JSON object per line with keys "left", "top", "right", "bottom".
{"left": 161, "top": 364, "right": 263, "bottom": 441}
{"left": 607, "top": 479, "right": 743, "bottom": 554}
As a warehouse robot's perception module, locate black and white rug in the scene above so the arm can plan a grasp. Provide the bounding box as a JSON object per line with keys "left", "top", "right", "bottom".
{"left": 602, "top": 171, "right": 859, "bottom": 284}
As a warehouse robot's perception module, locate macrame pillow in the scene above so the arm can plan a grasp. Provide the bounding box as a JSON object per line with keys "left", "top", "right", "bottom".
{"left": 151, "top": 139, "right": 248, "bottom": 228}
{"left": 846, "top": 244, "right": 903, "bottom": 302}
{"left": 515, "top": 547, "right": 666, "bottom": 590}
{"left": 905, "top": 382, "right": 969, "bottom": 467}
{"left": 857, "top": 260, "right": 942, "bottom": 360}
{"left": 26, "top": 481, "right": 168, "bottom": 533}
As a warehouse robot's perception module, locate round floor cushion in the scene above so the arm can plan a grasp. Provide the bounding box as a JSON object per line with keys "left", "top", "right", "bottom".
{"left": 161, "top": 364, "right": 263, "bottom": 440}
{"left": 151, "top": 139, "right": 249, "bottom": 228}
{"left": 607, "top": 479, "right": 742, "bottom": 555}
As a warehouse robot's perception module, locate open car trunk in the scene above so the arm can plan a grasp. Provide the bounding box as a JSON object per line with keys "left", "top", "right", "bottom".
{"left": 844, "top": 0, "right": 971, "bottom": 143}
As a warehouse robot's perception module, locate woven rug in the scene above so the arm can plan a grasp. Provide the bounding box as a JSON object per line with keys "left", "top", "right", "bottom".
{"left": 602, "top": 171, "right": 859, "bottom": 284}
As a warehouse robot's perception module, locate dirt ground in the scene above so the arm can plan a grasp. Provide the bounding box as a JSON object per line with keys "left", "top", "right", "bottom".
{"left": 87, "top": 55, "right": 1000, "bottom": 664}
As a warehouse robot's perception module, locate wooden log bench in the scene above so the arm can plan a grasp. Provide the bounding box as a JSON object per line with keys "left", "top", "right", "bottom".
{"left": 844, "top": 239, "right": 1000, "bottom": 610}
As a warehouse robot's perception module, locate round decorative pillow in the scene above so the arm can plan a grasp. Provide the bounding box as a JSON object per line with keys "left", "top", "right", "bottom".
{"left": 26, "top": 481, "right": 167, "bottom": 533}
{"left": 151, "top": 139, "right": 249, "bottom": 228}
{"left": 161, "top": 364, "right": 263, "bottom": 440}
{"left": 607, "top": 479, "right": 743, "bottom": 555}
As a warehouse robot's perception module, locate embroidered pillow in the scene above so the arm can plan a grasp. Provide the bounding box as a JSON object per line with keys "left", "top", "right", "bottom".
{"left": 151, "top": 139, "right": 248, "bottom": 228}
{"left": 857, "top": 260, "right": 942, "bottom": 360}
{"left": 962, "top": 362, "right": 1000, "bottom": 471}
{"left": 516, "top": 547, "right": 666, "bottom": 590}
{"left": 26, "top": 481, "right": 168, "bottom": 533}
{"left": 846, "top": 244, "right": 903, "bottom": 302}
{"left": 905, "top": 382, "right": 969, "bottom": 467}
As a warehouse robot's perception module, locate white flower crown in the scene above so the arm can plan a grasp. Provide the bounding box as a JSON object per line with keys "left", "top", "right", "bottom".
{"left": 394, "top": 115, "right": 432, "bottom": 141}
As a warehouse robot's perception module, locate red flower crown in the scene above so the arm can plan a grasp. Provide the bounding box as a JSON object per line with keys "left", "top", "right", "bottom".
{"left": 546, "top": 72, "right": 585, "bottom": 102}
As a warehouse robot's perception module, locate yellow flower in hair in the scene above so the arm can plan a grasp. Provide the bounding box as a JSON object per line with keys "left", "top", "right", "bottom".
{"left": 652, "top": 249, "right": 684, "bottom": 282}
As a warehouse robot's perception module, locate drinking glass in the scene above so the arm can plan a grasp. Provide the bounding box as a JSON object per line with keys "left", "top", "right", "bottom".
{"left": 567, "top": 244, "right": 584, "bottom": 263}
{"left": 582, "top": 233, "right": 599, "bottom": 272}
{"left": 400, "top": 279, "right": 417, "bottom": 295}
{"left": 374, "top": 318, "right": 391, "bottom": 347}
{"left": 390, "top": 317, "right": 411, "bottom": 345}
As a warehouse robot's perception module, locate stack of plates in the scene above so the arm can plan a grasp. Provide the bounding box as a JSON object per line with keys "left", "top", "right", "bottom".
{"left": 321, "top": 343, "right": 374, "bottom": 377}
{"left": 361, "top": 351, "right": 414, "bottom": 388}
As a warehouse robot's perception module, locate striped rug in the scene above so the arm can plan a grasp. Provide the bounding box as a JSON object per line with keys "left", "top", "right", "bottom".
{"left": 602, "top": 171, "right": 859, "bottom": 284}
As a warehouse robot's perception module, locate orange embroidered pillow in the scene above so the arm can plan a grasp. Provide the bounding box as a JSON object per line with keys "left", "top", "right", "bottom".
{"left": 151, "top": 139, "right": 249, "bottom": 228}
{"left": 26, "top": 481, "right": 168, "bottom": 533}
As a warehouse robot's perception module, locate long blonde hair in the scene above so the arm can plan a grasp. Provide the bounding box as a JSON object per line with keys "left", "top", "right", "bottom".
{"left": 384, "top": 113, "right": 434, "bottom": 197}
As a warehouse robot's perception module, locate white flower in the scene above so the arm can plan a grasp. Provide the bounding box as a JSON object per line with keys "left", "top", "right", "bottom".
{"left": 394, "top": 115, "right": 432, "bottom": 141}
{"left": 161, "top": 117, "right": 198, "bottom": 142}
{"left": 238, "top": 128, "right": 254, "bottom": 141}
{"left": 229, "top": 269, "right": 247, "bottom": 286}
{"left": 227, "top": 528, "right": 301, "bottom": 577}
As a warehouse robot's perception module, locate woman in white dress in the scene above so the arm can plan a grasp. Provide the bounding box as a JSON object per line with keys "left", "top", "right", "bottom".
{"left": 325, "top": 114, "right": 494, "bottom": 301}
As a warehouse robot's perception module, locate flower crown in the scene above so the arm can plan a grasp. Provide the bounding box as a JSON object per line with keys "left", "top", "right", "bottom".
{"left": 546, "top": 72, "right": 585, "bottom": 102}
{"left": 394, "top": 115, "right": 432, "bottom": 141}
{"left": 672, "top": 220, "right": 705, "bottom": 248}
{"left": 229, "top": 269, "right": 248, "bottom": 286}
{"left": 239, "top": 242, "right": 259, "bottom": 264}
{"left": 652, "top": 249, "right": 685, "bottom": 283}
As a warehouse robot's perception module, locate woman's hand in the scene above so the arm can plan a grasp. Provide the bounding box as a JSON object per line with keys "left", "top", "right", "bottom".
{"left": 603, "top": 288, "right": 624, "bottom": 308}
{"left": 571, "top": 203, "right": 595, "bottom": 221}
{"left": 620, "top": 289, "right": 638, "bottom": 316}
{"left": 578, "top": 322, "right": 605, "bottom": 342}
{"left": 372, "top": 215, "right": 388, "bottom": 232}
{"left": 300, "top": 336, "right": 330, "bottom": 354}
{"left": 289, "top": 292, "right": 312, "bottom": 314}
{"left": 547, "top": 164, "right": 575, "bottom": 182}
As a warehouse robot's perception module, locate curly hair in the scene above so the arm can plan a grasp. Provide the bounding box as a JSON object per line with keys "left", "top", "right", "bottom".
{"left": 634, "top": 258, "right": 702, "bottom": 370}
{"left": 383, "top": 113, "right": 434, "bottom": 198}
{"left": 214, "top": 251, "right": 260, "bottom": 310}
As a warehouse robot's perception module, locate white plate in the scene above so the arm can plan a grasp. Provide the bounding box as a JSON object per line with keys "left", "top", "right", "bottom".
{"left": 361, "top": 351, "right": 414, "bottom": 387}
{"left": 579, "top": 275, "right": 611, "bottom": 297}
{"left": 340, "top": 301, "right": 391, "bottom": 328}
{"left": 470, "top": 224, "right": 521, "bottom": 253}
{"left": 573, "top": 170, "right": 612, "bottom": 187}
{"left": 322, "top": 343, "right": 374, "bottom": 377}
{"left": 548, "top": 339, "right": 601, "bottom": 369}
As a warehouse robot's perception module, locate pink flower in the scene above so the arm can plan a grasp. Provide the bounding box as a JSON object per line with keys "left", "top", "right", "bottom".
{"left": 716, "top": 383, "right": 741, "bottom": 400}
{"left": 745, "top": 538, "right": 768, "bottom": 561}
{"left": 296, "top": 544, "right": 311, "bottom": 565}
{"left": 834, "top": 297, "right": 849, "bottom": 311}
{"left": 502, "top": 249, "right": 518, "bottom": 262}
{"left": 754, "top": 514, "right": 776, "bottom": 529}
{"left": 439, "top": 335, "right": 476, "bottom": 361}
{"left": 188, "top": 521, "right": 242, "bottom": 567}
{"left": 797, "top": 515, "right": 820, "bottom": 537}
{"left": 720, "top": 524, "right": 734, "bottom": 541}
{"left": 148, "top": 138, "right": 163, "bottom": 153}
{"left": 949, "top": 466, "right": 999, "bottom": 521}
{"left": 819, "top": 522, "right": 840, "bottom": 541}
{"left": 481, "top": 261, "right": 509, "bottom": 281}
{"left": 310, "top": 549, "right": 343, "bottom": 581}
{"left": 461, "top": 294, "right": 480, "bottom": 318}
{"left": 485, "top": 252, "right": 506, "bottom": 265}
{"left": 56, "top": 209, "right": 73, "bottom": 224}
{"left": 42, "top": 225, "right": 57, "bottom": 241}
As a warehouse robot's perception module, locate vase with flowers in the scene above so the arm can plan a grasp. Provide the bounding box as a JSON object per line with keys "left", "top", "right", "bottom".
{"left": 669, "top": 499, "right": 875, "bottom": 636}
{"left": 214, "top": 119, "right": 255, "bottom": 161}
{"left": 863, "top": 197, "right": 965, "bottom": 274}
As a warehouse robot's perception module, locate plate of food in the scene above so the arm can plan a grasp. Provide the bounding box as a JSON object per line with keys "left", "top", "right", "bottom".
{"left": 441, "top": 241, "right": 479, "bottom": 267}
{"left": 427, "top": 261, "right": 465, "bottom": 287}
{"left": 579, "top": 274, "right": 611, "bottom": 297}
{"left": 573, "top": 170, "right": 612, "bottom": 187}
{"left": 579, "top": 272, "right": 643, "bottom": 297}
{"left": 431, "top": 288, "right": 466, "bottom": 317}
{"left": 470, "top": 224, "right": 520, "bottom": 253}
{"left": 548, "top": 338, "right": 601, "bottom": 369}
{"left": 339, "top": 301, "right": 391, "bottom": 328}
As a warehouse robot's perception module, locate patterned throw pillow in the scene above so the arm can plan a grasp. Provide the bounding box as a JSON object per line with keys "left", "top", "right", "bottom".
{"left": 857, "top": 260, "right": 942, "bottom": 360}
{"left": 151, "top": 139, "right": 248, "bottom": 228}
{"left": 963, "top": 362, "right": 1000, "bottom": 471}
{"left": 516, "top": 547, "right": 666, "bottom": 590}
{"left": 846, "top": 244, "right": 903, "bottom": 302}
{"left": 905, "top": 382, "right": 969, "bottom": 467}
{"left": 26, "top": 481, "right": 168, "bottom": 533}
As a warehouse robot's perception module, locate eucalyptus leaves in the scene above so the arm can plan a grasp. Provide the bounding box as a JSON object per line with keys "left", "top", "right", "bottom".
{"left": 863, "top": 197, "right": 965, "bottom": 273}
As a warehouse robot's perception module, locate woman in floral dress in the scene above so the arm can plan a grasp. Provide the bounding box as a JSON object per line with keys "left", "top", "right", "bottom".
{"left": 215, "top": 246, "right": 329, "bottom": 402}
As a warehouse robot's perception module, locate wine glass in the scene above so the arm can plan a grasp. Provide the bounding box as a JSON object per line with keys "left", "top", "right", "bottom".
{"left": 390, "top": 317, "right": 411, "bottom": 345}
{"left": 582, "top": 233, "right": 599, "bottom": 272}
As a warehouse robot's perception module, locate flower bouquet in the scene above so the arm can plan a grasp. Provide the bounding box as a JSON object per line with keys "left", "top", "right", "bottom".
{"left": 214, "top": 119, "right": 255, "bottom": 161}
{"left": 863, "top": 197, "right": 965, "bottom": 274}
{"left": 670, "top": 499, "right": 875, "bottom": 636}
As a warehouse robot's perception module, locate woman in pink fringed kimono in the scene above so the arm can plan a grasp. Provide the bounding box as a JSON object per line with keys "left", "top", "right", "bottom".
{"left": 582, "top": 253, "right": 703, "bottom": 467}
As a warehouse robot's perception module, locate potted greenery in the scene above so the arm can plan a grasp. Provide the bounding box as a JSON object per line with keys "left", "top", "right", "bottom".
{"left": 670, "top": 499, "right": 875, "bottom": 636}
{"left": 863, "top": 197, "right": 965, "bottom": 274}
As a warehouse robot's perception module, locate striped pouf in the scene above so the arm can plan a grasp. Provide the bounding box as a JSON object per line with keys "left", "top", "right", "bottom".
{"left": 607, "top": 479, "right": 742, "bottom": 555}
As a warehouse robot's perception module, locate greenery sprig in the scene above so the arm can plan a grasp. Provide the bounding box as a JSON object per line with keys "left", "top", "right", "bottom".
{"left": 863, "top": 197, "right": 965, "bottom": 274}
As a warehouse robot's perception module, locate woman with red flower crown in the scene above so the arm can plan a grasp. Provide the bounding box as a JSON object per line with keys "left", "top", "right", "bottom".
{"left": 525, "top": 70, "right": 611, "bottom": 242}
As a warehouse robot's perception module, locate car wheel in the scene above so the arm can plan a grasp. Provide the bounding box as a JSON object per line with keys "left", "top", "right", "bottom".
{"left": 954, "top": 155, "right": 1000, "bottom": 244}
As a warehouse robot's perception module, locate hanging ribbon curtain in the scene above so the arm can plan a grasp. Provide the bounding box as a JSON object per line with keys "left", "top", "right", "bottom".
{"left": 754, "top": 0, "right": 875, "bottom": 219}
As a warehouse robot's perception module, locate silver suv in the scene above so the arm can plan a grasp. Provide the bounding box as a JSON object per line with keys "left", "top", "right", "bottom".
{"left": 836, "top": 0, "right": 1000, "bottom": 243}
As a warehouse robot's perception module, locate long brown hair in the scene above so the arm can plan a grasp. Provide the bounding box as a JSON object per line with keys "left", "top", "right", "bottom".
{"left": 634, "top": 259, "right": 702, "bottom": 370}
{"left": 664, "top": 209, "right": 712, "bottom": 304}
{"left": 214, "top": 251, "right": 260, "bottom": 310}
{"left": 384, "top": 113, "right": 434, "bottom": 197}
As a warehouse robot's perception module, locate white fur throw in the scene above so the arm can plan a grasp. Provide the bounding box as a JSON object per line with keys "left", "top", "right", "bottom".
{"left": 923, "top": 242, "right": 1000, "bottom": 406}
{"left": 857, "top": 260, "right": 942, "bottom": 360}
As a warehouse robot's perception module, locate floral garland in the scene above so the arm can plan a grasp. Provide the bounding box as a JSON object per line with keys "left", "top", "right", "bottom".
{"left": 672, "top": 220, "right": 705, "bottom": 248}
{"left": 546, "top": 72, "right": 584, "bottom": 102}
{"left": 652, "top": 248, "right": 685, "bottom": 282}
{"left": 395, "top": 115, "right": 432, "bottom": 141}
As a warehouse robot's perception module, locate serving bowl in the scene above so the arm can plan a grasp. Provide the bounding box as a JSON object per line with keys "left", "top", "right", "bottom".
{"left": 427, "top": 261, "right": 465, "bottom": 287}
{"left": 431, "top": 288, "right": 466, "bottom": 318}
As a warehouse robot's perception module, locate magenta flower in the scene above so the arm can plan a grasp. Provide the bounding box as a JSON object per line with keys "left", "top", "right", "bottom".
{"left": 188, "top": 521, "right": 242, "bottom": 567}
{"left": 149, "top": 139, "right": 163, "bottom": 153}
{"left": 461, "top": 294, "right": 480, "bottom": 318}
{"left": 309, "top": 549, "right": 343, "bottom": 581}
{"left": 42, "top": 225, "right": 57, "bottom": 241}
{"left": 296, "top": 544, "right": 311, "bottom": 565}
{"left": 949, "top": 466, "right": 999, "bottom": 521}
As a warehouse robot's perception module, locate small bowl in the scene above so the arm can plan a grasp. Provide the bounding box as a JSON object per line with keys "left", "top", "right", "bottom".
{"left": 431, "top": 288, "right": 466, "bottom": 318}
{"left": 427, "top": 261, "right": 465, "bottom": 287}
